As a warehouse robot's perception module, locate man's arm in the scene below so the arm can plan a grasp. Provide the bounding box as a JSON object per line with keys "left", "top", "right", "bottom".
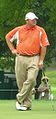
{"left": 38, "top": 27, "right": 50, "bottom": 69}
{"left": 38, "top": 46, "right": 46, "bottom": 69}
{"left": 5, "top": 27, "right": 19, "bottom": 55}
{"left": 6, "top": 39, "right": 17, "bottom": 55}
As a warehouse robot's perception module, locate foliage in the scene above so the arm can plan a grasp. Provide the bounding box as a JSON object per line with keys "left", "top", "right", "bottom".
{"left": 27, "top": 0, "right": 56, "bottom": 67}
{"left": 0, "top": 0, "right": 30, "bottom": 71}
{"left": 0, "top": 0, "right": 56, "bottom": 71}
{"left": 42, "top": 0, "right": 56, "bottom": 65}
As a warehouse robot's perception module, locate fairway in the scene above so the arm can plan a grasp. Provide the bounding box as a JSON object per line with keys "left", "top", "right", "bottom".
{"left": 0, "top": 99, "right": 56, "bottom": 119}
{"left": 0, "top": 71, "right": 56, "bottom": 119}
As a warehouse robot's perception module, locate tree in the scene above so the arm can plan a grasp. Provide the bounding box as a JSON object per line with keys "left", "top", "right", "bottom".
{"left": 0, "top": 0, "right": 36, "bottom": 71}
{"left": 0, "top": 0, "right": 56, "bottom": 71}
{"left": 28, "top": 0, "right": 56, "bottom": 67}
{"left": 42, "top": 0, "right": 56, "bottom": 66}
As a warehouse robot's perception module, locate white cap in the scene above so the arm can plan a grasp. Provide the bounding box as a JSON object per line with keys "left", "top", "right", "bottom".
{"left": 25, "top": 12, "right": 38, "bottom": 20}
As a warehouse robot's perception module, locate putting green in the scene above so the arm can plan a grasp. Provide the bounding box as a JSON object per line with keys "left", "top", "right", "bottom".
{"left": 0, "top": 100, "right": 56, "bottom": 119}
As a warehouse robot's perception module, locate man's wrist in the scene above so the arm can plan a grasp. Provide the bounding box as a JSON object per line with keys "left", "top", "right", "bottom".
{"left": 10, "top": 48, "right": 14, "bottom": 52}
{"left": 39, "top": 60, "right": 43, "bottom": 64}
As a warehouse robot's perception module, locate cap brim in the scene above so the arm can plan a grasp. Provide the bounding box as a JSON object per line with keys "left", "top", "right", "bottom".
{"left": 25, "top": 16, "right": 38, "bottom": 20}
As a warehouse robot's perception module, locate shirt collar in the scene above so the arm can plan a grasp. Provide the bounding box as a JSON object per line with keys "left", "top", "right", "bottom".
{"left": 25, "top": 24, "right": 37, "bottom": 30}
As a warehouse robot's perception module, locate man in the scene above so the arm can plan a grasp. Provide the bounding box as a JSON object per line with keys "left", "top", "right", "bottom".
{"left": 5, "top": 12, "right": 50, "bottom": 111}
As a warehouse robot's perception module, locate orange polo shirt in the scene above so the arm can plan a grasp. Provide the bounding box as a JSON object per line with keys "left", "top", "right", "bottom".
{"left": 6, "top": 24, "right": 50, "bottom": 55}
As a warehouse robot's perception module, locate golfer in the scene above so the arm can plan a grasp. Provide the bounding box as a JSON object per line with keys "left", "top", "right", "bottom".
{"left": 5, "top": 12, "right": 50, "bottom": 111}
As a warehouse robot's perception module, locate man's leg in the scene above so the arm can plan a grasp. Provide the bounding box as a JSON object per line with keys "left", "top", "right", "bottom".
{"left": 16, "top": 55, "right": 39, "bottom": 108}
{"left": 15, "top": 55, "right": 27, "bottom": 90}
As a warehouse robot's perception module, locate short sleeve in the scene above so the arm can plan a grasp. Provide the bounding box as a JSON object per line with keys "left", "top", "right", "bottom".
{"left": 40, "top": 28, "right": 50, "bottom": 47}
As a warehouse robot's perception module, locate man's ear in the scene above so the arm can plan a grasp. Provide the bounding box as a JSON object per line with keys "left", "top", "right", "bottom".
{"left": 26, "top": 20, "right": 28, "bottom": 24}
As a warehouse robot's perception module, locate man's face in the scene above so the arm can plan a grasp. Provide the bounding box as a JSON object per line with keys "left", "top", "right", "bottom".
{"left": 26, "top": 19, "right": 37, "bottom": 27}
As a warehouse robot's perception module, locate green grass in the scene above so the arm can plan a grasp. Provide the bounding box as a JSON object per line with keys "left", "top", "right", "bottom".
{"left": 45, "top": 70, "right": 56, "bottom": 87}
{"left": 0, "top": 70, "right": 56, "bottom": 119}
{"left": 0, "top": 100, "right": 56, "bottom": 119}
{"left": 45, "top": 70, "right": 56, "bottom": 99}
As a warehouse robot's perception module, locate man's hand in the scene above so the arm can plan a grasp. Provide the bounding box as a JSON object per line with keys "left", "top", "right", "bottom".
{"left": 11, "top": 49, "right": 17, "bottom": 55}
{"left": 38, "top": 60, "right": 43, "bottom": 69}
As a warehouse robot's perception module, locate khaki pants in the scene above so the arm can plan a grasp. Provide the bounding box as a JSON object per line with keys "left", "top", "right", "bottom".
{"left": 15, "top": 54, "right": 39, "bottom": 108}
